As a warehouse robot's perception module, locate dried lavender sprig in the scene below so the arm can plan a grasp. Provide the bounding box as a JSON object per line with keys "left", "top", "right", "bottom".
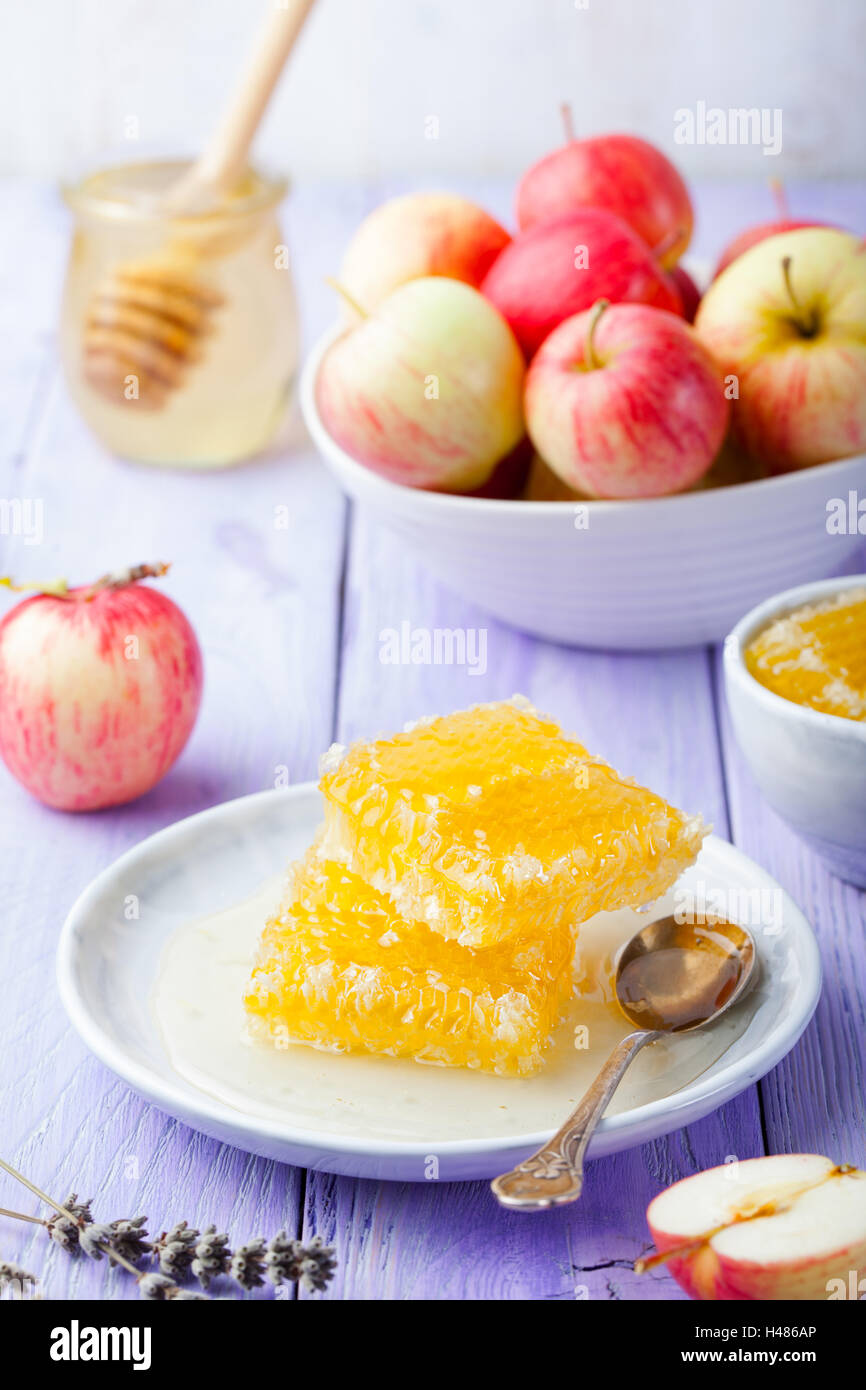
{"left": 0, "top": 1154, "right": 333, "bottom": 1300}
{"left": 136, "top": 1269, "right": 209, "bottom": 1301}
{"left": 191, "top": 1226, "right": 231, "bottom": 1290}
{"left": 0, "top": 1259, "right": 38, "bottom": 1289}
{"left": 263, "top": 1231, "right": 337, "bottom": 1291}
{"left": 108, "top": 1217, "right": 151, "bottom": 1266}
{"left": 79, "top": 1222, "right": 114, "bottom": 1261}
{"left": 153, "top": 1221, "right": 200, "bottom": 1278}
{"left": 0, "top": 1156, "right": 169, "bottom": 1293}
{"left": 296, "top": 1235, "right": 337, "bottom": 1293}
{"left": 47, "top": 1194, "right": 94, "bottom": 1253}
{"left": 230, "top": 1238, "right": 266, "bottom": 1291}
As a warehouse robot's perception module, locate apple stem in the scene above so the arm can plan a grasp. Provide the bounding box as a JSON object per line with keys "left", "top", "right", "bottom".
{"left": 560, "top": 101, "right": 576, "bottom": 144}
{"left": 0, "top": 562, "right": 170, "bottom": 603}
{"left": 0, "top": 575, "right": 69, "bottom": 599}
{"left": 584, "top": 299, "right": 610, "bottom": 371}
{"left": 780, "top": 256, "right": 817, "bottom": 336}
{"left": 326, "top": 277, "right": 369, "bottom": 320}
{"left": 85, "top": 562, "right": 171, "bottom": 600}
{"left": 769, "top": 176, "right": 789, "bottom": 218}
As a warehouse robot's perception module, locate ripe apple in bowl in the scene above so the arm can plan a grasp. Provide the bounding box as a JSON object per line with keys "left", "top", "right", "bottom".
{"left": 338, "top": 192, "right": 511, "bottom": 312}
{"left": 315, "top": 276, "right": 525, "bottom": 492}
{"left": 516, "top": 130, "right": 694, "bottom": 268}
{"left": 524, "top": 300, "right": 729, "bottom": 498}
{"left": 696, "top": 227, "right": 866, "bottom": 472}
{"left": 0, "top": 565, "right": 202, "bottom": 811}
{"left": 712, "top": 181, "right": 833, "bottom": 278}
{"left": 643, "top": 1154, "right": 866, "bottom": 1300}
{"left": 481, "top": 209, "right": 683, "bottom": 359}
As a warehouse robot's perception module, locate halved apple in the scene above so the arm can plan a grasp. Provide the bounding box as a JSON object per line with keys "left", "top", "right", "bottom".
{"left": 641, "top": 1154, "right": 866, "bottom": 1300}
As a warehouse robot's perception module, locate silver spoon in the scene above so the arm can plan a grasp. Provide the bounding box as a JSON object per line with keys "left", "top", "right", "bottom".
{"left": 491, "top": 913, "right": 757, "bottom": 1211}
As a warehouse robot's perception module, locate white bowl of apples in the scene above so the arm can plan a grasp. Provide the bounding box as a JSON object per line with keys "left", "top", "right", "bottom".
{"left": 300, "top": 132, "right": 866, "bottom": 650}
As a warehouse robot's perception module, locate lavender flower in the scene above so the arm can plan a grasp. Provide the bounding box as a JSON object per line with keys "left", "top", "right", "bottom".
{"left": 191, "top": 1226, "right": 231, "bottom": 1290}
{"left": 229, "top": 1239, "right": 266, "bottom": 1291}
{"left": 46, "top": 1194, "right": 93, "bottom": 1253}
{"left": 153, "top": 1221, "right": 199, "bottom": 1278}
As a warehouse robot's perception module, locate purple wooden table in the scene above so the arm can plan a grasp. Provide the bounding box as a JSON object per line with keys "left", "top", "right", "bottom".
{"left": 1, "top": 177, "right": 864, "bottom": 1301}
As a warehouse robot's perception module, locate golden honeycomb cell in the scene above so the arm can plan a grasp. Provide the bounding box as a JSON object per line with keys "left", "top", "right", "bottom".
{"left": 319, "top": 698, "right": 706, "bottom": 949}
{"left": 744, "top": 586, "right": 866, "bottom": 722}
{"left": 244, "top": 849, "right": 577, "bottom": 1077}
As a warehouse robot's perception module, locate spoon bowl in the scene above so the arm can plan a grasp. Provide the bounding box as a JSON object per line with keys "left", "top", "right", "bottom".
{"left": 615, "top": 913, "right": 757, "bottom": 1034}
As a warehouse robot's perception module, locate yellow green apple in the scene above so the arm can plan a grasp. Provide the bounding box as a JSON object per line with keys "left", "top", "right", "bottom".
{"left": 316, "top": 277, "right": 525, "bottom": 492}
{"left": 695, "top": 228, "right": 866, "bottom": 472}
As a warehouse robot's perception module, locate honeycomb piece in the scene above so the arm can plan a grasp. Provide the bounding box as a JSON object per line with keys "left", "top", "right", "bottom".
{"left": 744, "top": 587, "right": 866, "bottom": 722}
{"left": 244, "top": 848, "right": 577, "bottom": 1077}
{"left": 319, "top": 697, "right": 706, "bottom": 949}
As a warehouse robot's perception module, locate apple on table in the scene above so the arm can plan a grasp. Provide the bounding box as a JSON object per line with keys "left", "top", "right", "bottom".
{"left": 641, "top": 1154, "right": 866, "bottom": 1300}
{"left": 0, "top": 565, "right": 202, "bottom": 811}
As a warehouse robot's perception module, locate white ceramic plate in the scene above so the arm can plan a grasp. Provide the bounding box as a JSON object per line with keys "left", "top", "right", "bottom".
{"left": 300, "top": 328, "right": 866, "bottom": 650}
{"left": 57, "top": 783, "right": 821, "bottom": 1182}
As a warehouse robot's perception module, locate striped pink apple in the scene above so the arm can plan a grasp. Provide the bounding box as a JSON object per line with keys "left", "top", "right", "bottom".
{"left": 524, "top": 299, "right": 729, "bottom": 498}
{"left": 0, "top": 564, "right": 202, "bottom": 811}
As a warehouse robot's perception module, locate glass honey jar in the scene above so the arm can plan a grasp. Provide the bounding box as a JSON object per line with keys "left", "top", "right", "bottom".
{"left": 61, "top": 159, "right": 299, "bottom": 468}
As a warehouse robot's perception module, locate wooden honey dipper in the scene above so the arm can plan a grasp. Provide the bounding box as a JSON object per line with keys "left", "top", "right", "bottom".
{"left": 83, "top": 0, "right": 317, "bottom": 410}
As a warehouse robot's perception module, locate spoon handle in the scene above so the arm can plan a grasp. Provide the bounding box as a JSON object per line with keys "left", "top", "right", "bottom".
{"left": 491, "top": 1030, "right": 657, "bottom": 1210}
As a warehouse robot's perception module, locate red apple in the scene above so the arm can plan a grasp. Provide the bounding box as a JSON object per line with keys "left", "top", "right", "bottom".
{"left": 481, "top": 210, "right": 683, "bottom": 360}
{"left": 516, "top": 129, "right": 693, "bottom": 268}
{"left": 524, "top": 300, "right": 729, "bottom": 498}
{"left": 669, "top": 264, "right": 702, "bottom": 323}
{"left": 339, "top": 192, "right": 511, "bottom": 312}
{"left": 712, "top": 181, "right": 833, "bottom": 279}
{"left": 0, "top": 564, "right": 202, "bottom": 811}
{"left": 695, "top": 227, "right": 866, "bottom": 472}
{"left": 316, "top": 276, "right": 525, "bottom": 492}
{"left": 642, "top": 1155, "right": 866, "bottom": 1301}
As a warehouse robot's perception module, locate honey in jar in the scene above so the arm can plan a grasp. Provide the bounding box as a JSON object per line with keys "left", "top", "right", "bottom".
{"left": 61, "top": 160, "right": 298, "bottom": 468}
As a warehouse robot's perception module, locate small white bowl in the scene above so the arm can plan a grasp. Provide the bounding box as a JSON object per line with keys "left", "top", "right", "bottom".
{"left": 301, "top": 329, "right": 866, "bottom": 650}
{"left": 724, "top": 575, "right": 866, "bottom": 886}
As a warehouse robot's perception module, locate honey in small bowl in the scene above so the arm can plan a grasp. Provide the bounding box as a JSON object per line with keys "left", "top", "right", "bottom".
{"left": 744, "top": 586, "right": 866, "bottom": 721}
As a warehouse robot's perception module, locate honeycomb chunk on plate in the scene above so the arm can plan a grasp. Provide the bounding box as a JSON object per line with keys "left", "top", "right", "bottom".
{"left": 244, "top": 848, "right": 577, "bottom": 1078}
{"left": 318, "top": 697, "right": 706, "bottom": 949}
{"left": 744, "top": 586, "right": 866, "bottom": 722}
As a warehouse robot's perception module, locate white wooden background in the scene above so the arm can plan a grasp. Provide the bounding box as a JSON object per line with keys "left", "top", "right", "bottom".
{"left": 2, "top": 0, "right": 865, "bottom": 181}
